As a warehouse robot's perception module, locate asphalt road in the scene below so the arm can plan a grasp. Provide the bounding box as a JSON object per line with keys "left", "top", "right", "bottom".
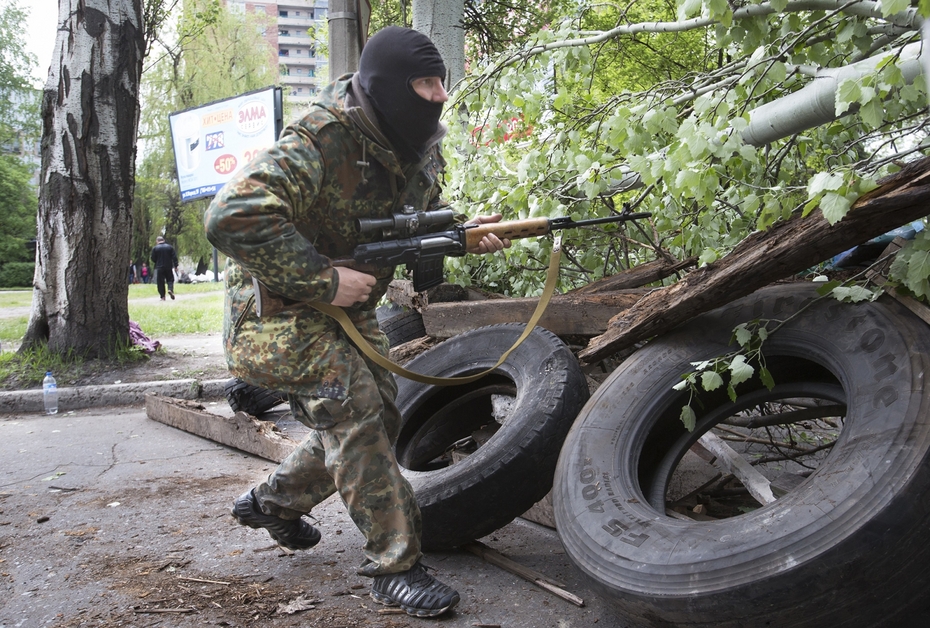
{"left": 0, "top": 405, "right": 633, "bottom": 628}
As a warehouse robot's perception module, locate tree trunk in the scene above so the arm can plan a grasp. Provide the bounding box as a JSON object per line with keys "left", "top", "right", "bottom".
{"left": 22, "top": 0, "right": 145, "bottom": 358}
{"left": 412, "top": 0, "right": 465, "bottom": 89}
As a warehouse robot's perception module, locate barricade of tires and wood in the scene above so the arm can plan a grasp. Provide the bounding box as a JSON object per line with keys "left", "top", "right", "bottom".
{"left": 147, "top": 156, "right": 930, "bottom": 626}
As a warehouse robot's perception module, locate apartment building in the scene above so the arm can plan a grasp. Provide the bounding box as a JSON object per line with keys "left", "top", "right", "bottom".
{"left": 228, "top": 1, "right": 329, "bottom": 106}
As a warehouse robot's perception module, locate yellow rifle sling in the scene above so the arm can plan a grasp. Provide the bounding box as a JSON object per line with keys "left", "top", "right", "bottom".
{"left": 310, "top": 237, "right": 563, "bottom": 386}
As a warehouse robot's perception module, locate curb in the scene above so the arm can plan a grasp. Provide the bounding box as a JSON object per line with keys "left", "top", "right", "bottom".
{"left": 0, "top": 378, "right": 229, "bottom": 415}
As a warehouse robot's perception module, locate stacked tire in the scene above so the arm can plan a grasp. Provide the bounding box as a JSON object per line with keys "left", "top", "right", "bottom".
{"left": 553, "top": 284, "right": 930, "bottom": 627}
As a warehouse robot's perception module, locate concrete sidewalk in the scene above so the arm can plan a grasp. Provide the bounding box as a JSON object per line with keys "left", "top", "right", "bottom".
{"left": 0, "top": 377, "right": 228, "bottom": 414}
{"left": 0, "top": 405, "right": 629, "bottom": 627}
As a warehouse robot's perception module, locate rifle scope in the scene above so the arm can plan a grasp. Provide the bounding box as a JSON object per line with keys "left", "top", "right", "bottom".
{"left": 356, "top": 208, "right": 457, "bottom": 238}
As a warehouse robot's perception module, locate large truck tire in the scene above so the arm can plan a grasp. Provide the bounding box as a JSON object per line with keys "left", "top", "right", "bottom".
{"left": 380, "top": 310, "right": 426, "bottom": 346}
{"left": 395, "top": 323, "right": 589, "bottom": 550}
{"left": 554, "top": 283, "right": 930, "bottom": 627}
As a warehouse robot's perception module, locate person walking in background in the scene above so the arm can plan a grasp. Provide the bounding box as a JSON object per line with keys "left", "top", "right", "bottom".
{"left": 141, "top": 262, "right": 150, "bottom": 284}
{"left": 128, "top": 261, "right": 137, "bottom": 284}
{"left": 150, "top": 236, "right": 179, "bottom": 301}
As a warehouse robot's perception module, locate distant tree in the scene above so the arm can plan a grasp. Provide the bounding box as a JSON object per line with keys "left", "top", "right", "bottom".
{"left": 0, "top": 0, "right": 39, "bottom": 145}
{"left": 135, "top": 0, "right": 277, "bottom": 270}
{"left": 0, "top": 0, "right": 39, "bottom": 288}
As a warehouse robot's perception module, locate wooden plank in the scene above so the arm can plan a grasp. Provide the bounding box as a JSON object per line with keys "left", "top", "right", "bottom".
{"left": 698, "top": 432, "right": 775, "bottom": 505}
{"left": 422, "top": 291, "right": 647, "bottom": 339}
{"left": 579, "top": 156, "right": 930, "bottom": 364}
{"left": 145, "top": 393, "right": 298, "bottom": 463}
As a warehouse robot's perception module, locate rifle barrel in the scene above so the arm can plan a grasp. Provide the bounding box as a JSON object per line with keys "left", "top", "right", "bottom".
{"left": 552, "top": 213, "right": 651, "bottom": 229}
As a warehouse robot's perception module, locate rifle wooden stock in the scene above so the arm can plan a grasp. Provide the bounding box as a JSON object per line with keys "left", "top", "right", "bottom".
{"left": 463, "top": 217, "right": 551, "bottom": 249}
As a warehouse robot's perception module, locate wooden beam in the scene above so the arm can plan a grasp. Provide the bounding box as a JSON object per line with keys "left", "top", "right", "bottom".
{"left": 579, "top": 156, "right": 930, "bottom": 364}
{"left": 698, "top": 432, "right": 776, "bottom": 506}
{"left": 145, "top": 393, "right": 298, "bottom": 463}
{"left": 422, "top": 291, "right": 647, "bottom": 339}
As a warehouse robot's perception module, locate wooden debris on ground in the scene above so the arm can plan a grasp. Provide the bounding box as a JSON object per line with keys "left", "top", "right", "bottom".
{"left": 579, "top": 155, "right": 930, "bottom": 364}
{"left": 463, "top": 541, "right": 584, "bottom": 607}
{"left": 144, "top": 393, "right": 298, "bottom": 463}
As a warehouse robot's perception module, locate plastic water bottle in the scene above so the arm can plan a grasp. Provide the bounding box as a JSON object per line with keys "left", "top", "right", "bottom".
{"left": 43, "top": 372, "right": 58, "bottom": 415}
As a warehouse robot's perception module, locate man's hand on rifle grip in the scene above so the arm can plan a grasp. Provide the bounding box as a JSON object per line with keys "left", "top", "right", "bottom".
{"left": 465, "top": 214, "right": 512, "bottom": 254}
{"left": 332, "top": 267, "right": 377, "bottom": 306}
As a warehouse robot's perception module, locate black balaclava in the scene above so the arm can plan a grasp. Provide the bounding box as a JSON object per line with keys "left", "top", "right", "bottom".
{"left": 358, "top": 26, "right": 447, "bottom": 161}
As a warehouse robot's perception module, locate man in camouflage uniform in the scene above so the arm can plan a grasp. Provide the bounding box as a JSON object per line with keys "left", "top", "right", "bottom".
{"left": 204, "top": 27, "right": 507, "bottom": 618}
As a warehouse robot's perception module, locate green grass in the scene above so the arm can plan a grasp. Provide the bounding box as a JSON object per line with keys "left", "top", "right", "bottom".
{"left": 0, "top": 342, "right": 86, "bottom": 386}
{"left": 0, "top": 289, "right": 34, "bottom": 309}
{"left": 128, "top": 281, "right": 225, "bottom": 298}
{"left": 129, "top": 292, "right": 224, "bottom": 334}
{"left": 0, "top": 317, "right": 28, "bottom": 344}
{"left": 0, "top": 282, "right": 226, "bottom": 344}
{"left": 0, "top": 282, "right": 226, "bottom": 388}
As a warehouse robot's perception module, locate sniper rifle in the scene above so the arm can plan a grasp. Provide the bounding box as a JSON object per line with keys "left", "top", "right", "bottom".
{"left": 332, "top": 207, "right": 652, "bottom": 291}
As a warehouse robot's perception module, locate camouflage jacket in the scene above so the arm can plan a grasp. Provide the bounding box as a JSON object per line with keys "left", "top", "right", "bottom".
{"left": 204, "top": 74, "right": 449, "bottom": 394}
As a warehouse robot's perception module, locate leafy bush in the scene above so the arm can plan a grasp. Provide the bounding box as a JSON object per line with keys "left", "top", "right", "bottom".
{"left": 0, "top": 262, "right": 35, "bottom": 288}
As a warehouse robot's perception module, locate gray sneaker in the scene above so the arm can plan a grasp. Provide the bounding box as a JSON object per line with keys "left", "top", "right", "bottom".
{"left": 370, "top": 561, "right": 460, "bottom": 617}
{"left": 230, "top": 489, "right": 321, "bottom": 551}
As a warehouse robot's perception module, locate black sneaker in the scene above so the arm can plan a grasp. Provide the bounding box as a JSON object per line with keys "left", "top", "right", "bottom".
{"left": 168, "top": 289, "right": 175, "bottom": 300}
{"left": 230, "top": 489, "right": 321, "bottom": 551}
{"left": 371, "top": 561, "right": 460, "bottom": 617}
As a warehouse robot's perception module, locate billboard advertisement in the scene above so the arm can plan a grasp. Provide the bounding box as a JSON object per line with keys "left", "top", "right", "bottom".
{"left": 169, "top": 86, "right": 283, "bottom": 202}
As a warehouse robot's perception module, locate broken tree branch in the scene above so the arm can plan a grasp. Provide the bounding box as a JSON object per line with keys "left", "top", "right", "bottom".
{"left": 579, "top": 156, "right": 930, "bottom": 364}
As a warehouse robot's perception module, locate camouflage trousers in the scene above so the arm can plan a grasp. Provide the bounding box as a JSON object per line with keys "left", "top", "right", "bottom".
{"left": 251, "top": 336, "right": 422, "bottom": 577}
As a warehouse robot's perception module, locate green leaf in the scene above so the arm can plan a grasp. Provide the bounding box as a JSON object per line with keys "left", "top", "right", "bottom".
{"left": 759, "top": 366, "right": 775, "bottom": 390}
{"left": 881, "top": 0, "right": 910, "bottom": 17}
{"left": 678, "top": 0, "right": 703, "bottom": 20}
{"left": 734, "top": 323, "right": 752, "bottom": 348}
{"left": 832, "top": 285, "right": 875, "bottom": 303}
{"left": 729, "top": 354, "right": 755, "bottom": 387}
{"left": 905, "top": 249, "right": 930, "bottom": 296}
{"left": 816, "top": 279, "right": 842, "bottom": 296}
{"left": 807, "top": 172, "right": 845, "bottom": 197}
{"left": 680, "top": 405, "right": 697, "bottom": 432}
{"left": 835, "top": 79, "right": 861, "bottom": 116}
{"left": 820, "top": 191, "right": 853, "bottom": 225}
{"left": 698, "top": 248, "right": 718, "bottom": 266}
{"left": 701, "top": 370, "right": 725, "bottom": 392}
{"left": 860, "top": 98, "right": 885, "bottom": 128}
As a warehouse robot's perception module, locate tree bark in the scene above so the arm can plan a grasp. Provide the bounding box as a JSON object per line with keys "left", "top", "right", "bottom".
{"left": 578, "top": 156, "right": 930, "bottom": 364}
{"left": 23, "top": 0, "right": 145, "bottom": 358}
{"left": 412, "top": 0, "right": 465, "bottom": 89}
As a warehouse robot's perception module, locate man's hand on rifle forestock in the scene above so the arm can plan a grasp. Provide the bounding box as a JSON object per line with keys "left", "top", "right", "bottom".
{"left": 332, "top": 267, "right": 377, "bottom": 306}
{"left": 465, "top": 214, "right": 511, "bottom": 254}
